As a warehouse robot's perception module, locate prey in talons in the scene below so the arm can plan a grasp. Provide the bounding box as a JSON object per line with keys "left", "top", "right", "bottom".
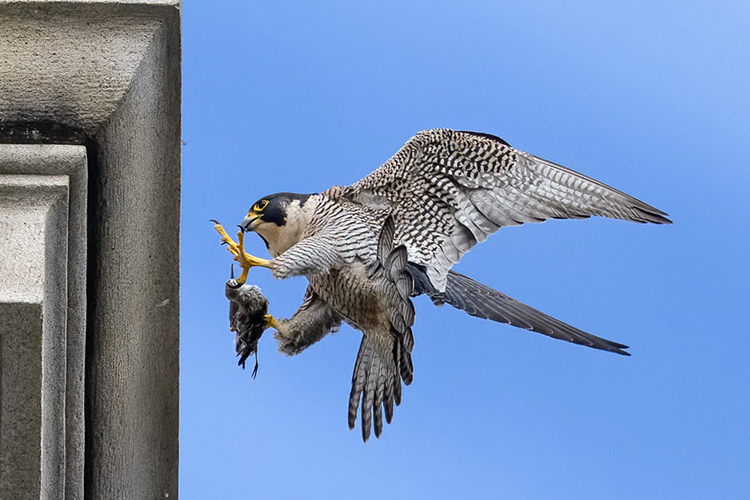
{"left": 212, "top": 220, "right": 280, "bottom": 337}
{"left": 211, "top": 219, "right": 272, "bottom": 285}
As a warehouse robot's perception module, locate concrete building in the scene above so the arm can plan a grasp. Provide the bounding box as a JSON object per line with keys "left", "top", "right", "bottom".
{"left": 0, "top": 1, "right": 181, "bottom": 498}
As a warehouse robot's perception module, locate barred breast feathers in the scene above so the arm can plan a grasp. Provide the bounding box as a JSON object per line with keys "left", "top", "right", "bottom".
{"left": 270, "top": 194, "right": 381, "bottom": 279}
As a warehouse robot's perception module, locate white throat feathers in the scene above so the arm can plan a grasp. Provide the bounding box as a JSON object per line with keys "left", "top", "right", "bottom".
{"left": 255, "top": 197, "right": 318, "bottom": 257}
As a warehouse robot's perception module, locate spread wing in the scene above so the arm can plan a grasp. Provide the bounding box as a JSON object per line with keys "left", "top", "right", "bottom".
{"left": 408, "top": 264, "right": 629, "bottom": 355}
{"left": 440, "top": 271, "right": 629, "bottom": 355}
{"left": 343, "top": 129, "right": 671, "bottom": 291}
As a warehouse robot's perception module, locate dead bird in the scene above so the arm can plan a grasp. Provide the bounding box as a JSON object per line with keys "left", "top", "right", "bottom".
{"left": 225, "top": 265, "right": 270, "bottom": 378}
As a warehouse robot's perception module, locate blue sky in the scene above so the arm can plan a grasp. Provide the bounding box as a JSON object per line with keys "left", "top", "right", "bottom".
{"left": 180, "top": 1, "right": 749, "bottom": 498}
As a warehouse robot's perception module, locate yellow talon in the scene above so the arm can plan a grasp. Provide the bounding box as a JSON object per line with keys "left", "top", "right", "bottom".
{"left": 264, "top": 314, "right": 280, "bottom": 330}
{"left": 212, "top": 220, "right": 272, "bottom": 284}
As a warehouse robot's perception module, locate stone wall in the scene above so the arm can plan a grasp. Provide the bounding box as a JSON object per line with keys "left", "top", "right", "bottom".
{"left": 0, "top": 2, "right": 181, "bottom": 498}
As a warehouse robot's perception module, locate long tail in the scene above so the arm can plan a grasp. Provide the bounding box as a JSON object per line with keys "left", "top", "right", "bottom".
{"left": 348, "top": 218, "right": 416, "bottom": 442}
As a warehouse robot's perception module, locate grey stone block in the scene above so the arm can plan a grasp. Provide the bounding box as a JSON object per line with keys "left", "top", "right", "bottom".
{"left": 0, "top": 146, "right": 87, "bottom": 500}
{"left": 0, "top": 1, "right": 181, "bottom": 498}
{"left": 0, "top": 171, "right": 70, "bottom": 499}
{"left": 0, "top": 303, "right": 45, "bottom": 498}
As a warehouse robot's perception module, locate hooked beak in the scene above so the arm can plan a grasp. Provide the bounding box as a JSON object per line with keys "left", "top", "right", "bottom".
{"left": 240, "top": 213, "right": 260, "bottom": 232}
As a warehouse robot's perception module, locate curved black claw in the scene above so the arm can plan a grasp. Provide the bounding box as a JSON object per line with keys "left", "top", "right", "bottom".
{"left": 210, "top": 219, "right": 220, "bottom": 224}
{"left": 237, "top": 224, "right": 246, "bottom": 233}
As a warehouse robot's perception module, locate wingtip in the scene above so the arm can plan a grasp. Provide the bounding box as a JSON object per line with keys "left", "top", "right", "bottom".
{"left": 607, "top": 342, "right": 631, "bottom": 356}
{"left": 632, "top": 204, "right": 672, "bottom": 225}
{"left": 646, "top": 211, "right": 673, "bottom": 225}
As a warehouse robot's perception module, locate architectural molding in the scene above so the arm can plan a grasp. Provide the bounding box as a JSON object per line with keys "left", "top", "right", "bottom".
{"left": 0, "top": 2, "right": 181, "bottom": 498}
{"left": 0, "top": 145, "right": 87, "bottom": 499}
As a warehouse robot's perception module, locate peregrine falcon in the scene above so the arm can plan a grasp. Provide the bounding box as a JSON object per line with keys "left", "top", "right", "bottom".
{"left": 213, "top": 129, "right": 670, "bottom": 442}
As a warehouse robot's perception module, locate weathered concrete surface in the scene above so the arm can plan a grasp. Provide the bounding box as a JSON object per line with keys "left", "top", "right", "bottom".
{"left": 0, "top": 172, "right": 70, "bottom": 499}
{"left": 0, "top": 1, "right": 181, "bottom": 498}
{"left": 0, "top": 146, "right": 87, "bottom": 499}
{"left": 0, "top": 303, "right": 45, "bottom": 498}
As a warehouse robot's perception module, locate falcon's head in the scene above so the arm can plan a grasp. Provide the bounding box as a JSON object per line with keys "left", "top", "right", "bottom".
{"left": 241, "top": 192, "right": 314, "bottom": 257}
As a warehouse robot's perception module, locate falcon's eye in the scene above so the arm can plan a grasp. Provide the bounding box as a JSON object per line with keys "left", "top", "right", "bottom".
{"left": 254, "top": 200, "right": 269, "bottom": 212}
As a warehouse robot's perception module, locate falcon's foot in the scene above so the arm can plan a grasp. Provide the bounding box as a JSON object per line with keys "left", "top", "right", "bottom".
{"left": 212, "top": 220, "right": 272, "bottom": 284}
{"left": 264, "top": 314, "right": 280, "bottom": 330}
{"left": 266, "top": 315, "right": 299, "bottom": 354}
{"left": 271, "top": 320, "right": 302, "bottom": 356}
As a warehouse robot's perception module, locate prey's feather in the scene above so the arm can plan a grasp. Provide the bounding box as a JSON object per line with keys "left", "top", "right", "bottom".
{"left": 225, "top": 277, "right": 269, "bottom": 378}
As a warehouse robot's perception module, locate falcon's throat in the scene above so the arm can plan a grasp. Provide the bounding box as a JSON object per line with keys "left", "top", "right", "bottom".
{"left": 245, "top": 193, "right": 317, "bottom": 258}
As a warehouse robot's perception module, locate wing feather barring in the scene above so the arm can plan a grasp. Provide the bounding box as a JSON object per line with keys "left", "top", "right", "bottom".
{"left": 212, "top": 129, "right": 671, "bottom": 441}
